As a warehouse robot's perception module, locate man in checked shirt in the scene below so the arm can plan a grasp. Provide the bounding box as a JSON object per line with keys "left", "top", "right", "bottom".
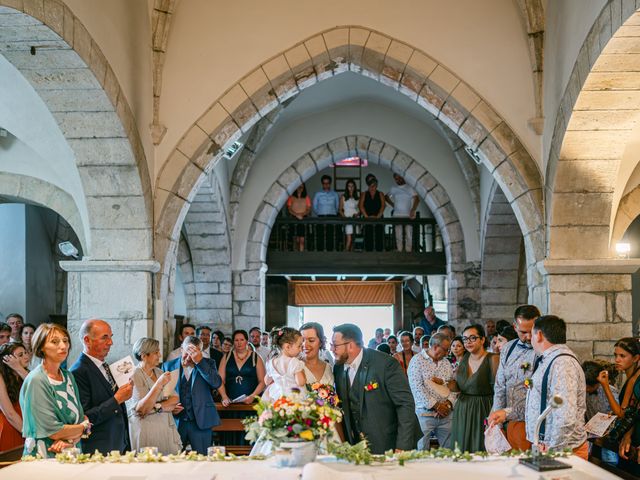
{"left": 488, "top": 305, "right": 540, "bottom": 450}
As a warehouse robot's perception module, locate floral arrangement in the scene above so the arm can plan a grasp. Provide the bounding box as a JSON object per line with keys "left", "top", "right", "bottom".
{"left": 22, "top": 442, "right": 572, "bottom": 467}
{"left": 308, "top": 382, "right": 339, "bottom": 407}
{"left": 243, "top": 389, "right": 342, "bottom": 446}
{"left": 520, "top": 361, "right": 530, "bottom": 372}
{"left": 21, "top": 450, "right": 266, "bottom": 464}
{"left": 327, "top": 440, "right": 572, "bottom": 466}
{"left": 524, "top": 377, "right": 533, "bottom": 389}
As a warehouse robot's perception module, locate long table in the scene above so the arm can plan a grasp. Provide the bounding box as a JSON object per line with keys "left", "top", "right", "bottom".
{"left": 0, "top": 455, "right": 622, "bottom": 480}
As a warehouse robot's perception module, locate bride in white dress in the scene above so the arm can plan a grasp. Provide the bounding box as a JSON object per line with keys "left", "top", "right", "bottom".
{"left": 301, "top": 326, "right": 334, "bottom": 385}
{"left": 300, "top": 322, "right": 343, "bottom": 448}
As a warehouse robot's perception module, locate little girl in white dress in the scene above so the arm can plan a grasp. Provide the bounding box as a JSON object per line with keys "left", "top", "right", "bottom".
{"left": 261, "top": 327, "right": 307, "bottom": 402}
{"left": 250, "top": 328, "right": 307, "bottom": 456}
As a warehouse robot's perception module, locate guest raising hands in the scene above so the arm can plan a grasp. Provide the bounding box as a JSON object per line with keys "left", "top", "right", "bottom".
{"left": 0, "top": 342, "right": 30, "bottom": 451}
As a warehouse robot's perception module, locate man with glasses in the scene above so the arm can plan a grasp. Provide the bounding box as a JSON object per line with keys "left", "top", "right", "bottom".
{"left": 332, "top": 323, "right": 419, "bottom": 454}
{"left": 312, "top": 175, "right": 339, "bottom": 251}
{"left": 488, "top": 304, "right": 540, "bottom": 450}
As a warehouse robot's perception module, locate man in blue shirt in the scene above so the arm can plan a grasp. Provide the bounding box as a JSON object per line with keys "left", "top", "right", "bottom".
{"left": 312, "top": 175, "right": 339, "bottom": 251}
{"left": 419, "top": 305, "right": 446, "bottom": 337}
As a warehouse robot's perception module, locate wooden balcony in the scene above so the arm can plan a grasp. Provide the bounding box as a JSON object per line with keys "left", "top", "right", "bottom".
{"left": 267, "top": 216, "right": 447, "bottom": 276}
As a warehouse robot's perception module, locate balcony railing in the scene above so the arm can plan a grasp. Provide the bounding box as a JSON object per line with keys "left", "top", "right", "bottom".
{"left": 266, "top": 216, "right": 446, "bottom": 275}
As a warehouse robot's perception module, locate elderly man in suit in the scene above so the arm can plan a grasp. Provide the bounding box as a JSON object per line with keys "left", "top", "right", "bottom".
{"left": 70, "top": 319, "right": 133, "bottom": 454}
{"left": 332, "top": 323, "right": 419, "bottom": 453}
{"left": 163, "top": 335, "right": 222, "bottom": 454}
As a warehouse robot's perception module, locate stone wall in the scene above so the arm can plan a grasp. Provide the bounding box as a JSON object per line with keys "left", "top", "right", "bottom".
{"left": 182, "top": 174, "right": 233, "bottom": 331}
{"left": 545, "top": 261, "right": 636, "bottom": 360}
{"left": 480, "top": 185, "right": 524, "bottom": 323}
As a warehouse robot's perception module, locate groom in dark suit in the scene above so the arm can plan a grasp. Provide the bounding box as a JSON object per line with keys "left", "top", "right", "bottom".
{"left": 70, "top": 319, "right": 132, "bottom": 454}
{"left": 332, "top": 323, "right": 419, "bottom": 453}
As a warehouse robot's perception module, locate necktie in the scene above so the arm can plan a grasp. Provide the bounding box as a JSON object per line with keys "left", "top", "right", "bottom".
{"left": 103, "top": 362, "right": 117, "bottom": 391}
{"left": 517, "top": 341, "right": 533, "bottom": 350}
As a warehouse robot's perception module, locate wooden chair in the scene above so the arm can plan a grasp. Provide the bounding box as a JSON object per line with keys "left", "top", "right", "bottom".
{"left": 0, "top": 446, "right": 23, "bottom": 469}
{"left": 212, "top": 402, "right": 256, "bottom": 456}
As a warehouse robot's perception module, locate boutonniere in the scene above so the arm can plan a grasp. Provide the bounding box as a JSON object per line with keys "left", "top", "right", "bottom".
{"left": 364, "top": 381, "right": 379, "bottom": 391}
{"left": 524, "top": 377, "right": 533, "bottom": 389}
{"left": 520, "top": 361, "right": 531, "bottom": 372}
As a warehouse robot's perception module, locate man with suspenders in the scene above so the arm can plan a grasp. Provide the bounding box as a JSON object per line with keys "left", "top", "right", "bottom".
{"left": 525, "top": 315, "right": 588, "bottom": 459}
{"left": 488, "top": 305, "right": 540, "bottom": 450}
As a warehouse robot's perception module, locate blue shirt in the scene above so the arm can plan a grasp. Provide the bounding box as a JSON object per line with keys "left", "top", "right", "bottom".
{"left": 313, "top": 190, "right": 339, "bottom": 216}
{"left": 419, "top": 316, "right": 446, "bottom": 337}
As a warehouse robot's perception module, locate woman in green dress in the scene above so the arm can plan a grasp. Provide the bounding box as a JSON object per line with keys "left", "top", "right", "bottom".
{"left": 20, "top": 323, "right": 89, "bottom": 458}
{"left": 450, "top": 324, "right": 499, "bottom": 452}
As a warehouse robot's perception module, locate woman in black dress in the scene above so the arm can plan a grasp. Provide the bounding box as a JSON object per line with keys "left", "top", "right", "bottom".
{"left": 217, "top": 330, "right": 266, "bottom": 445}
{"left": 359, "top": 175, "right": 385, "bottom": 251}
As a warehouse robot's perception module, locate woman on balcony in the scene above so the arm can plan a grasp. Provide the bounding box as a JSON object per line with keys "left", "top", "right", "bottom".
{"left": 339, "top": 179, "right": 360, "bottom": 251}
{"left": 287, "top": 183, "right": 312, "bottom": 251}
{"left": 359, "top": 175, "right": 385, "bottom": 251}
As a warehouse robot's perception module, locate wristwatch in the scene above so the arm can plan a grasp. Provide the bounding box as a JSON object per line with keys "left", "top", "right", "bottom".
{"left": 154, "top": 402, "right": 162, "bottom": 413}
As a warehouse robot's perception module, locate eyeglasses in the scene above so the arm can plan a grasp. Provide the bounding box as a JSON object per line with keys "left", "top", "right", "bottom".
{"left": 329, "top": 341, "right": 351, "bottom": 349}
{"left": 462, "top": 335, "right": 480, "bottom": 343}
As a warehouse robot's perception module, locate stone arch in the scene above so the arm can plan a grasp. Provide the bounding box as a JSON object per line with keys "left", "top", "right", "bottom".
{"left": 547, "top": 2, "right": 640, "bottom": 259}
{"left": 480, "top": 182, "right": 525, "bottom": 322}
{"left": 0, "top": 2, "right": 152, "bottom": 260}
{"left": 155, "top": 25, "right": 543, "bottom": 315}
{"left": 176, "top": 232, "right": 196, "bottom": 317}
{"left": 0, "top": 171, "right": 87, "bottom": 251}
{"left": 544, "top": 1, "right": 640, "bottom": 359}
{"left": 233, "top": 135, "right": 478, "bottom": 331}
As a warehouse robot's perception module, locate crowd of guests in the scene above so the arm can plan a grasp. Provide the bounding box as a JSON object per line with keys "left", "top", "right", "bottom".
{"left": 1, "top": 307, "right": 639, "bottom": 476}
{"left": 286, "top": 172, "right": 419, "bottom": 252}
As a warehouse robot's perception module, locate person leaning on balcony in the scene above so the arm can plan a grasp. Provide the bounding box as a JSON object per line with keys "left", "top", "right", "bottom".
{"left": 359, "top": 175, "right": 385, "bottom": 252}
{"left": 287, "top": 183, "right": 311, "bottom": 252}
{"left": 312, "top": 175, "right": 340, "bottom": 251}
{"left": 385, "top": 173, "right": 419, "bottom": 252}
{"left": 339, "top": 178, "right": 360, "bottom": 251}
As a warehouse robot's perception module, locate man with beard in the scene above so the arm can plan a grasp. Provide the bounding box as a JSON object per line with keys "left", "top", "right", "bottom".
{"left": 488, "top": 304, "right": 540, "bottom": 450}
{"left": 332, "top": 323, "right": 419, "bottom": 453}
{"left": 249, "top": 326, "right": 269, "bottom": 361}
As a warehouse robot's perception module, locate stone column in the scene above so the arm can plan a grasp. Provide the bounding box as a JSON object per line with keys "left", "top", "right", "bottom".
{"left": 60, "top": 260, "right": 160, "bottom": 363}
{"left": 544, "top": 259, "right": 639, "bottom": 360}
{"left": 232, "top": 263, "right": 268, "bottom": 332}
{"left": 448, "top": 261, "right": 481, "bottom": 330}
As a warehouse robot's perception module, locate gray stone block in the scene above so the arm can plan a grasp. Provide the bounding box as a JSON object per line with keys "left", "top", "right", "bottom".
{"left": 53, "top": 111, "right": 126, "bottom": 138}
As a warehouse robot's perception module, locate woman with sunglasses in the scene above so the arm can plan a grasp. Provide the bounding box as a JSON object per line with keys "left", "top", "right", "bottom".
{"left": 450, "top": 324, "right": 499, "bottom": 452}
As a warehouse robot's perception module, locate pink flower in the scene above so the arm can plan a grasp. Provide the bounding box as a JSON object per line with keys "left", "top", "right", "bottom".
{"left": 258, "top": 410, "right": 273, "bottom": 425}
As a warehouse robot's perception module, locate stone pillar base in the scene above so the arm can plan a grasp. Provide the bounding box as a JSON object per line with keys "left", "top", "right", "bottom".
{"left": 60, "top": 259, "right": 159, "bottom": 362}
{"left": 544, "top": 259, "right": 639, "bottom": 360}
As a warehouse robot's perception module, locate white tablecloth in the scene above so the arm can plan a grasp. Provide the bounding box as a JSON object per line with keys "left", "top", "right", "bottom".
{"left": 301, "top": 456, "right": 621, "bottom": 480}
{"left": 0, "top": 455, "right": 622, "bottom": 480}
{"left": 0, "top": 458, "right": 301, "bottom": 480}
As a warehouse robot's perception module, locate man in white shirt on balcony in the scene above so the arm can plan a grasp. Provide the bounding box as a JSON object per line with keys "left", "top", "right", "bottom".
{"left": 385, "top": 174, "right": 419, "bottom": 252}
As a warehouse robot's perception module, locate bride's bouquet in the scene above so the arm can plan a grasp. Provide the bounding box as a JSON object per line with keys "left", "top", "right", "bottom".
{"left": 244, "top": 388, "right": 342, "bottom": 447}
{"left": 307, "top": 382, "right": 340, "bottom": 407}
